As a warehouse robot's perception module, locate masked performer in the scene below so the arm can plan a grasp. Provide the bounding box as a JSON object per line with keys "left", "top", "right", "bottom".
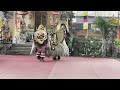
{"left": 50, "top": 23, "right": 69, "bottom": 60}
{"left": 30, "top": 24, "right": 47, "bottom": 61}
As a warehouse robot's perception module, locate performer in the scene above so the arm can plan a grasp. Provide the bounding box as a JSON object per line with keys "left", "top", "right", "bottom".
{"left": 30, "top": 24, "right": 48, "bottom": 61}
{"left": 58, "top": 23, "right": 69, "bottom": 57}
{"left": 51, "top": 23, "right": 70, "bottom": 60}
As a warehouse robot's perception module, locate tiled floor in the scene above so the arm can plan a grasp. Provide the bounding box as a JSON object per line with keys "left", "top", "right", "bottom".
{"left": 0, "top": 55, "right": 120, "bottom": 79}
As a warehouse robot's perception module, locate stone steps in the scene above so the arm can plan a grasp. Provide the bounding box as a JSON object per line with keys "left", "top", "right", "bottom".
{"left": 12, "top": 43, "right": 32, "bottom": 47}
{"left": 6, "top": 50, "right": 31, "bottom": 55}
{"left": 6, "top": 43, "right": 32, "bottom": 55}
{"left": 11, "top": 47, "right": 31, "bottom": 50}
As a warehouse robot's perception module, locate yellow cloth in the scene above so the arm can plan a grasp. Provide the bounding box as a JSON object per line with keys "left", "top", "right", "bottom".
{"left": 0, "top": 18, "right": 2, "bottom": 28}
{"left": 83, "top": 26, "right": 88, "bottom": 30}
{"left": 84, "top": 11, "right": 88, "bottom": 16}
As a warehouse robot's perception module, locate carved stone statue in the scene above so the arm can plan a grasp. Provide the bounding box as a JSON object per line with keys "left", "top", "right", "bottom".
{"left": 19, "top": 15, "right": 27, "bottom": 44}
{"left": 28, "top": 11, "right": 34, "bottom": 29}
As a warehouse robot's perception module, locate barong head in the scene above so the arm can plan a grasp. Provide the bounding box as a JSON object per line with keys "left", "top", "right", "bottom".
{"left": 37, "top": 24, "right": 44, "bottom": 31}
{"left": 34, "top": 24, "right": 47, "bottom": 44}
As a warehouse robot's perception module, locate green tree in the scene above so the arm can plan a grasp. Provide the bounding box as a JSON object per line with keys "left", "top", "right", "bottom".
{"left": 93, "top": 16, "right": 111, "bottom": 57}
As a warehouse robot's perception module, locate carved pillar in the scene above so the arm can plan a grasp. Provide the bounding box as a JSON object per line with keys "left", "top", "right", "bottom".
{"left": 16, "top": 11, "right": 28, "bottom": 44}
{"left": 29, "top": 11, "right": 35, "bottom": 29}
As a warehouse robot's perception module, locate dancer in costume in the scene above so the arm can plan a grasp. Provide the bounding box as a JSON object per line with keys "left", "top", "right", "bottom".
{"left": 50, "top": 23, "right": 70, "bottom": 60}
{"left": 30, "top": 24, "right": 48, "bottom": 61}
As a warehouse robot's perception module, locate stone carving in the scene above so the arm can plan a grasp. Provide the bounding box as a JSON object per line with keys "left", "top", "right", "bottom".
{"left": 18, "top": 16, "right": 27, "bottom": 44}
{"left": 28, "top": 11, "right": 34, "bottom": 29}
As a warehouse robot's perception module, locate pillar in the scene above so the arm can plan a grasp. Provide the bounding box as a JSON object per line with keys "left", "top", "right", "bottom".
{"left": 12, "top": 11, "right": 17, "bottom": 43}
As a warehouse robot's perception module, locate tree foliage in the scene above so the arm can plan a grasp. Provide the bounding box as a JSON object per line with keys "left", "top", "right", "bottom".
{"left": 93, "top": 16, "right": 111, "bottom": 39}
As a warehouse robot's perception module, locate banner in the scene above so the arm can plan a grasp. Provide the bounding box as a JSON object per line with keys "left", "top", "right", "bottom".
{"left": 83, "top": 24, "right": 88, "bottom": 30}
{"left": 83, "top": 22, "right": 88, "bottom": 26}
{"left": 83, "top": 26, "right": 88, "bottom": 30}
{"left": 83, "top": 11, "right": 88, "bottom": 30}
{"left": 84, "top": 11, "right": 88, "bottom": 16}
{"left": 83, "top": 18, "right": 88, "bottom": 22}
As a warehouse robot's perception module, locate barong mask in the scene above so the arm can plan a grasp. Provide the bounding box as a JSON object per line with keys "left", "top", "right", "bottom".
{"left": 34, "top": 24, "right": 47, "bottom": 44}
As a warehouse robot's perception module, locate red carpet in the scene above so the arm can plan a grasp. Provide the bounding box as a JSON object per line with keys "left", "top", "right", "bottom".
{"left": 0, "top": 55, "right": 120, "bottom": 79}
